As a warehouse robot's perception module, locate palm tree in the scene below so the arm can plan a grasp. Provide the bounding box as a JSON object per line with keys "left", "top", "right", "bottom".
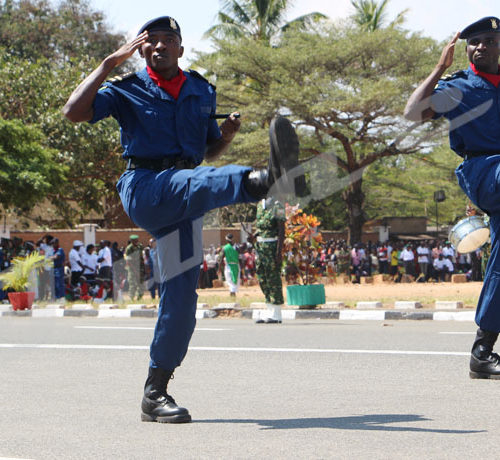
{"left": 350, "top": 0, "right": 407, "bottom": 31}
{"left": 204, "top": 0, "right": 326, "bottom": 43}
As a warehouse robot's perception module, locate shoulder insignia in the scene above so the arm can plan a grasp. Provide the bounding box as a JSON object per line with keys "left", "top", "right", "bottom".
{"left": 440, "top": 70, "right": 467, "bottom": 82}
{"left": 107, "top": 71, "right": 136, "bottom": 84}
{"left": 187, "top": 69, "right": 216, "bottom": 90}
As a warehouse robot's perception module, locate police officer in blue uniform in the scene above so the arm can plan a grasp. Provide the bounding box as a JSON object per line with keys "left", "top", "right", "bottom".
{"left": 63, "top": 16, "right": 302, "bottom": 422}
{"left": 405, "top": 17, "right": 500, "bottom": 379}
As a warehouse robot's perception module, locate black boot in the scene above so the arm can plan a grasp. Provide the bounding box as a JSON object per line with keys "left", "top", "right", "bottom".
{"left": 268, "top": 115, "right": 304, "bottom": 196}
{"left": 243, "top": 115, "right": 305, "bottom": 199}
{"left": 141, "top": 367, "right": 191, "bottom": 423}
{"left": 469, "top": 328, "right": 500, "bottom": 379}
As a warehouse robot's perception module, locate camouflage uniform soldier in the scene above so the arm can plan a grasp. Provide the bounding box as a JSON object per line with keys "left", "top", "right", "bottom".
{"left": 336, "top": 245, "right": 350, "bottom": 275}
{"left": 125, "top": 234, "right": 145, "bottom": 300}
{"left": 254, "top": 197, "right": 285, "bottom": 324}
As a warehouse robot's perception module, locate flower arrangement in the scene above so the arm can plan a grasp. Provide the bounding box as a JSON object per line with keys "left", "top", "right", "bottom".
{"left": 283, "top": 204, "right": 323, "bottom": 285}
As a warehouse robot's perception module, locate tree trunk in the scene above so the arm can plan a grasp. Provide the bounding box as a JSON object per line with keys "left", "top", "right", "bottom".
{"left": 342, "top": 178, "right": 366, "bottom": 246}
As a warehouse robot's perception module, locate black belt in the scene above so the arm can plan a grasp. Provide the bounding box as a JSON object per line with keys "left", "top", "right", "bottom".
{"left": 126, "top": 156, "right": 197, "bottom": 171}
{"left": 464, "top": 152, "right": 500, "bottom": 159}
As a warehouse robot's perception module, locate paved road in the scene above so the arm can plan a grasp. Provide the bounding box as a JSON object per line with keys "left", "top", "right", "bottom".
{"left": 0, "top": 317, "right": 497, "bottom": 459}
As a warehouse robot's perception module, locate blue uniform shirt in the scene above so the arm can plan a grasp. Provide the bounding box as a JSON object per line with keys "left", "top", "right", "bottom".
{"left": 53, "top": 247, "right": 65, "bottom": 269}
{"left": 432, "top": 67, "right": 500, "bottom": 157}
{"left": 90, "top": 68, "right": 221, "bottom": 164}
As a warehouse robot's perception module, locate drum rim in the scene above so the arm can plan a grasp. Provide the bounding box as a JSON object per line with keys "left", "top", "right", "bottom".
{"left": 450, "top": 215, "right": 486, "bottom": 230}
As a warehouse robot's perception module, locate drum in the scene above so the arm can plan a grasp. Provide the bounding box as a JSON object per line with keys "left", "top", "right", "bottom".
{"left": 448, "top": 216, "right": 490, "bottom": 253}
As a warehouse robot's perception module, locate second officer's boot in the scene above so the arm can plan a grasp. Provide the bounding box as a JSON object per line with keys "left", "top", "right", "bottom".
{"left": 243, "top": 115, "right": 305, "bottom": 199}
{"left": 141, "top": 366, "right": 192, "bottom": 423}
{"left": 469, "top": 328, "right": 500, "bottom": 379}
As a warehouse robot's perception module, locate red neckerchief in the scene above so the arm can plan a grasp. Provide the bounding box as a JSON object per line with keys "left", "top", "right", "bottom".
{"left": 146, "top": 66, "right": 186, "bottom": 100}
{"left": 470, "top": 63, "right": 500, "bottom": 87}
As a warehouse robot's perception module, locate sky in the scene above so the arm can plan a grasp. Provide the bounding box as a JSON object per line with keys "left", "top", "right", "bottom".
{"left": 87, "top": 0, "right": 500, "bottom": 64}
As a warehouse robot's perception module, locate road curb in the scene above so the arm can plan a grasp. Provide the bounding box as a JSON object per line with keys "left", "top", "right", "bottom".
{"left": 0, "top": 306, "right": 476, "bottom": 321}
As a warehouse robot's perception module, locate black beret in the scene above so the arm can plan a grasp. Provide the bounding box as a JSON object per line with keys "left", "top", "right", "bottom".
{"left": 137, "top": 16, "right": 182, "bottom": 40}
{"left": 460, "top": 16, "right": 500, "bottom": 40}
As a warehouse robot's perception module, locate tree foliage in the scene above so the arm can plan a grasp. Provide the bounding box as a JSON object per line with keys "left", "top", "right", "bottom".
{"left": 0, "top": 117, "right": 66, "bottom": 213}
{"left": 0, "top": 0, "right": 470, "bottom": 237}
{"left": 0, "top": 0, "right": 131, "bottom": 227}
{"left": 350, "top": 0, "right": 408, "bottom": 31}
{"left": 197, "top": 24, "right": 448, "bottom": 242}
{"left": 204, "top": 0, "right": 326, "bottom": 43}
{"left": 363, "top": 146, "right": 466, "bottom": 224}
{"left": 0, "top": 0, "right": 126, "bottom": 64}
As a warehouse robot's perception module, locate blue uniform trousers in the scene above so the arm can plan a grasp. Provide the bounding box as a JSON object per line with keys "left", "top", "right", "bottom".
{"left": 456, "top": 155, "right": 500, "bottom": 332}
{"left": 54, "top": 267, "right": 65, "bottom": 299}
{"left": 117, "top": 164, "right": 254, "bottom": 370}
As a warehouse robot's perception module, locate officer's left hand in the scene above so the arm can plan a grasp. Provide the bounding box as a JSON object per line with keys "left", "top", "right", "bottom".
{"left": 220, "top": 112, "right": 241, "bottom": 143}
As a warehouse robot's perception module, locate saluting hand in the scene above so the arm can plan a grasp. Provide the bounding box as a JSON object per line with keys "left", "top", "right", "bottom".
{"left": 220, "top": 112, "right": 241, "bottom": 143}
{"left": 437, "top": 31, "right": 461, "bottom": 70}
{"left": 107, "top": 31, "right": 149, "bottom": 68}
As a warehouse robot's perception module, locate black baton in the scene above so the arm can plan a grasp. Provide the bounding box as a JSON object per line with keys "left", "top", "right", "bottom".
{"left": 210, "top": 113, "right": 240, "bottom": 119}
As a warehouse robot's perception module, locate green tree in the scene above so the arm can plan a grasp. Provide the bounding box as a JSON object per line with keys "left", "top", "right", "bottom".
{"left": 363, "top": 146, "right": 466, "bottom": 227}
{"left": 0, "top": 0, "right": 126, "bottom": 64}
{"left": 197, "top": 24, "right": 447, "bottom": 243}
{"left": 0, "top": 118, "right": 66, "bottom": 215}
{"left": 0, "top": 0, "right": 132, "bottom": 227}
{"left": 0, "top": 48, "right": 126, "bottom": 227}
{"left": 204, "top": 0, "right": 326, "bottom": 43}
{"left": 350, "top": 0, "right": 407, "bottom": 31}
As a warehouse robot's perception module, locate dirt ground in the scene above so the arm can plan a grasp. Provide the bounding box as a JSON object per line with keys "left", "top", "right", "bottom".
{"left": 196, "top": 281, "right": 484, "bottom": 309}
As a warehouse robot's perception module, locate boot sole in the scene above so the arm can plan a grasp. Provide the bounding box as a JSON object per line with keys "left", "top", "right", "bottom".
{"left": 141, "top": 412, "right": 192, "bottom": 423}
{"left": 269, "top": 116, "right": 305, "bottom": 195}
{"left": 469, "top": 371, "right": 500, "bottom": 380}
{"left": 269, "top": 117, "right": 300, "bottom": 174}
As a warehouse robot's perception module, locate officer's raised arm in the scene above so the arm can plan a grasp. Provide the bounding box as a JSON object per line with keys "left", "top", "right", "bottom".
{"left": 404, "top": 31, "right": 461, "bottom": 122}
{"left": 62, "top": 32, "right": 148, "bottom": 123}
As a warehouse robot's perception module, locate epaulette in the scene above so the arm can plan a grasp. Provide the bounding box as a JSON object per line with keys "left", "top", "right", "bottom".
{"left": 440, "top": 70, "right": 467, "bottom": 82}
{"left": 187, "top": 69, "right": 216, "bottom": 90}
{"left": 107, "top": 71, "right": 136, "bottom": 84}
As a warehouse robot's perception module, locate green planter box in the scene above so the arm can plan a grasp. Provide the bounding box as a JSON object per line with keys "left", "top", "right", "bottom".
{"left": 286, "top": 284, "right": 325, "bottom": 306}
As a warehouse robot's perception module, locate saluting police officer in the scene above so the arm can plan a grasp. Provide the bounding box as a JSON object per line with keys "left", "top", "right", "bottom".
{"left": 63, "top": 16, "right": 302, "bottom": 423}
{"left": 405, "top": 17, "right": 500, "bottom": 379}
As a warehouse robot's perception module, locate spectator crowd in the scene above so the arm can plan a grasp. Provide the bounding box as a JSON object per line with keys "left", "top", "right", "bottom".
{"left": 0, "top": 234, "right": 491, "bottom": 304}
{"left": 0, "top": 235, "right": 162, "bottom": 303}
{"left": 199, "top": 238, "right": 490, "bottom": 288}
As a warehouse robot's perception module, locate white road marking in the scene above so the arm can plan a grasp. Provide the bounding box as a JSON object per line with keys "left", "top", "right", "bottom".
{"left": 75, "top": 326, "right": 153, "bottom": 330}
{"left": 0, "top": 457, "right": 35, "bottom": 460}
{"left": 439, "top": 332, "right": 475, "bottom": 335}
{"left": 0, "top": 343, "right": 469, "bottom": 356}
{"left": 73, "top": 326, "right": 229, "bottom": 331}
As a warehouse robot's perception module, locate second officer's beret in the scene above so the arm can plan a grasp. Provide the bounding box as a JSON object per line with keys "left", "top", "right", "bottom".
{"left": 460, "top": 16, "right": 500, "bottom": 40}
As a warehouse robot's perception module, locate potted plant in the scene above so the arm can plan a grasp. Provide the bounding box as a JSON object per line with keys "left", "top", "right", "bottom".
{"left": 0, "top": 252, "right": 47, "bottom": 310}
{"left": 283, "top": 204, "right": 326, "bottom": 308}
